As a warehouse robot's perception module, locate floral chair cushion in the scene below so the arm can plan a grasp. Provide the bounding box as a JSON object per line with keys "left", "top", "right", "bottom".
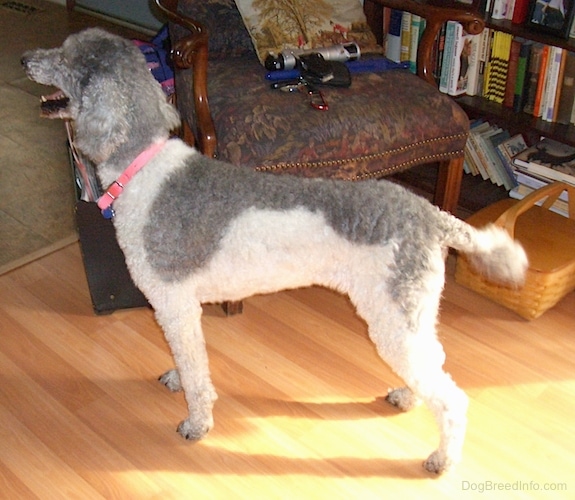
{"left": 175, "top": 54, "right": 469, "bottom": 180}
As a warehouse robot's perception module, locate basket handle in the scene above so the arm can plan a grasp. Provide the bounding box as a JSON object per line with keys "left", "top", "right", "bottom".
{"left": 495, "top": 181, "right": 575, "bottom": 238}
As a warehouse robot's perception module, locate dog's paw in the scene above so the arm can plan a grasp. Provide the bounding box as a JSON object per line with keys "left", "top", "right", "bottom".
{"left": 423, "top": 450, "right": 453, "bottom": 475}
{"left": 386, "top": 387, "right": 421, "bottom": 411}
{"left": 177, "top": 417, "right": 212, "bottom": 441}
{"left": 158, "top": 369, "right": 182, "bottom": 392}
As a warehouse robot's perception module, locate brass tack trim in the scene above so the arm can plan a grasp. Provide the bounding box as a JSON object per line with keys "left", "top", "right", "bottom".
{"left": 254, "top": 133, "right": 467, "bottom": 176}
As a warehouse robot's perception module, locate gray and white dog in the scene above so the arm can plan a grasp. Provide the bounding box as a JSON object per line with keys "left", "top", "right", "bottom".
{"left": 22, "top": 28, "right": 527, "bottom": 474}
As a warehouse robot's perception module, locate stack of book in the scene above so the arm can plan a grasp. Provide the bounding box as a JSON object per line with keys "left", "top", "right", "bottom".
{"left": 464, "top": 119, "right": 524, "bottom": 190}
{"left": 511, "top": 137, "right": 575, "bottom": 216}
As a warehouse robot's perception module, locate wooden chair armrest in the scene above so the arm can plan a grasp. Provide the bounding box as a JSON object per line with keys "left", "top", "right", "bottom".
{"left": 369, "top": 0, "right": 484, "bottom": 84}
{"left": 155, "top": 0, "right": 216, "bottom": 156}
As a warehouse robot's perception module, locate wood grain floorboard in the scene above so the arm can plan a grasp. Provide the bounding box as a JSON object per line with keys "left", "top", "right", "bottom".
{"left": 0, "top": 243, "right": 573, "bottom": 498}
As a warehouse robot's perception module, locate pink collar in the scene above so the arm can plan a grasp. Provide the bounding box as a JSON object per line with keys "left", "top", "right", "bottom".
{"left": 97, "top": 140, "right": 167, "bottom": 218}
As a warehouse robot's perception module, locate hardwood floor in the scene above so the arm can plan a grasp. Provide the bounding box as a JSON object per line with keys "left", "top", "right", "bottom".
{"left": 1, "top": 243, "right": 573, "bottom": 498}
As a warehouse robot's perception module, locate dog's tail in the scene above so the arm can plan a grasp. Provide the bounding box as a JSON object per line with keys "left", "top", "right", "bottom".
{"left": 441, "top": 213, "right": 528, "bottom": 286}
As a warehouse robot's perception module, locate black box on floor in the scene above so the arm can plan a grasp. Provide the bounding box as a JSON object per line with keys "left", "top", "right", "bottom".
{"left": 75, "top": 201, "right": 148, "bottom": 314}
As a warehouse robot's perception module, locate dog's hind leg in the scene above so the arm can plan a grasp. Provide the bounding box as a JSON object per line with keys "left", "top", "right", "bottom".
{"left": 350, "top": 273, "right": 467, "bottom": 473}
{"left": 369, "top": 315, "right": 467, "bottom": 473}
{"left": 154, "top": 299, "right": 217, "bottom": 441}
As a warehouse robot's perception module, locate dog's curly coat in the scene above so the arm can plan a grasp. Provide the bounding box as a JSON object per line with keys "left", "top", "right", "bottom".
{"left": 22, "top": 28, "right": 528, "bottom": 474}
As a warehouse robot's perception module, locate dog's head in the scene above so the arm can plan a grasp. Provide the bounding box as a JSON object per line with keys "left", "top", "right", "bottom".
{"left": 22, "top": 28, "right": 180, "bottom": 164}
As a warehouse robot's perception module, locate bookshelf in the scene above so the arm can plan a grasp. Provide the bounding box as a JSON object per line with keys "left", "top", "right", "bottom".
{"left": 379, "top": 1, "right": 575, "bottom": 147}
{"left": 452, "top": 4, "right": 575, "bottom": 148}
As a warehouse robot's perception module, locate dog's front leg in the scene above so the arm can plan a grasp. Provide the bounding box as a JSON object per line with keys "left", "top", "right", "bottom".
{"left": 155, "top": 301, "right": 217, "bottom": 441}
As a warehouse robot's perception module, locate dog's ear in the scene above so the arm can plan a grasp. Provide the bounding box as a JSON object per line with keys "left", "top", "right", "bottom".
{"left": 73, "top": 82, "right": 130, "bottom": 164}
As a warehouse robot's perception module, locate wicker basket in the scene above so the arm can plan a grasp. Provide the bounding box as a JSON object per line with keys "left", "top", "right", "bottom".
{"left": 455, "top": 182, "right": 575, "bottom": 320}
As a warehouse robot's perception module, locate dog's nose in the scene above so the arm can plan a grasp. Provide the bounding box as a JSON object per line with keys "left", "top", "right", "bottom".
{"left": 21, "top": 56, "right": 29, "bottom": 68}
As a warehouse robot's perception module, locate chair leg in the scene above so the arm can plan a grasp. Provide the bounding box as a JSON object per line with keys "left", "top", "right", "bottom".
{"left": 434, "top": 157, "right": 464, "bottom": 214}
{"left": 222, "top": 301, "right": 243, "bottom": 316}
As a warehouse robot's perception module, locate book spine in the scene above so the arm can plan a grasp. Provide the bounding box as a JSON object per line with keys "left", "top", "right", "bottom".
{"left": 491, "top": 0, "right": 507, "bottom": 19}
{"left": 533, "top": 44, "right": 550, "bottom": 117}
{"left": 486, "top": 31, "right": 512, "bottom": 103}
{"left": 523, "top": 43, "right": 543, "bottom": 115}
{"left": 385, "top": 9, "right": 403, "bottom": 63}
{"left": 503, "top": 37, "right": 521, "bottom": 108}
{"left": 515, "top": 161, "right": 575, "bottom": 186}
{"left": 557, "top": 51, "right": 575, "bottom": 125}
{"left": 465, "top": 33, "right": 482, "bottom": 96}
{"left": 477, "top": 28, "right": 491, "bottom": 97}
{"left": 482, "top": 30, "right": 496, "bottom": 99}
{"left": 479, "top": 127, "right": 505, "bottom": 185}
{"left": 515, "top": 171, "right": 570, "bottom": 202}
{"left": 433, "top": 22, "right": 447, "bottom": 83}
{"left": 400, "top": 11, "right": 412, "bottom": 62}
{"left": 439, "top": 21, "right": 456, "bottom": 94}
{"left": 448, "top": 23, "right": 466, "bottom": 96}
{"left": 509, "top": 185, "right": 569, "bottom": 217}
{"left": 506, "top": 0, "right": 516, "bottom": 20}
{"left": 513, "top": 40, "right": 531, "bottom": 113}
{"left": 409, "top": 14, "right": 422, "bottom": 74}
{"left": 552, "top": 48, "right": 567, "bottom": 123}
{"left": 542, "top": 47, "right": 562, "bottom": 121}
{"left": 495, "top": 143, "right": 520, "bottom": 189}
{"left": 467, "top": 122, "right": 491, "bottom": 180}
{"left": 512, "top": 0, "right": 529, "bottom": 24}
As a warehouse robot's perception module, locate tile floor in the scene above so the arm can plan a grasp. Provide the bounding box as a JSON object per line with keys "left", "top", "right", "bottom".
{"left": 0, "top": 0, "right": 149, "bottom": 273}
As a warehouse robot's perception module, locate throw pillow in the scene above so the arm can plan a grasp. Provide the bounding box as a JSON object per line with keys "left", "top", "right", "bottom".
{"left": 234, "top": 0, "right": 381, "bottom": 65}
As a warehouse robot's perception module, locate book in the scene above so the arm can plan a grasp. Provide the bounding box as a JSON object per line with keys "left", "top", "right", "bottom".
{"left": 556, "top": 51, "right": 575, "bottom": 125}
{"left": 465, "top": 120, "right": 492, "bottom": 179}
{"left": 497, "top": 133, "right": 528, "bottom": 165}
{"left": 439, "top": 21, "right": 459, "bottom": 94}
{"left": 509, "top": 184, "right": 569, "bottom": 217}
{"left": 478, "top": 125, "right": 506, "bottom": 185}
{"left": 511, "top": 0, "right": 529, "bottom": 24}
{"left": 400, "top": 11, "right": 412, "bottom": 62}
{"left": 491, "top": 0, "right": 508, "bottom": 19}
{"left": 495, "top": 136, "right": 524, "bottom": 190}
{"left": 468, "top": 121, "right": 505, "bottom": 183}
{"left": 476, "top": 28, "right": 492, "bottom": 97}
{"left": 551, "top": 48, "right": 567, "bottom": 122}
{"left": 533, "top": 44, "right": 550, "bottom": 117}
{"left": 449, "top": 25, "right": 475, "bottom": 96}
{"left": 408, "top": 14, "right": 422, "bottom": 73}
{"left": 523, "top": 43, "right": 544, "bottom": 115}
{"left": 465, "top": 30, "right": 482, "bottom": 96}
{"left": 503, "top": 36, "right": 521, "bottom": 108}
{"left": 488, "top": 129, "right": 518, "bottom": 189}
{"left": 512, "top": 39, "right": 532, "bottom": 113}
{"left": 385, "top": 9, "right": 403, "bottom": 63}
{"left": 433, "top": 22, "right": 447, "bottom": 83}
{"left": 541, "top": 47, "right": 564, "bottom": 122}
{"left": 485, "top": 30, "right": 513, "bottom": 103}
{"left": 513, "top": 138, "right": 575, "bottom": 186}
{"left": 515, "top": 169, "right": 569, "bottom": 201}
{"left": 506, "top": 0, "right": 516, "bottom": 21}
